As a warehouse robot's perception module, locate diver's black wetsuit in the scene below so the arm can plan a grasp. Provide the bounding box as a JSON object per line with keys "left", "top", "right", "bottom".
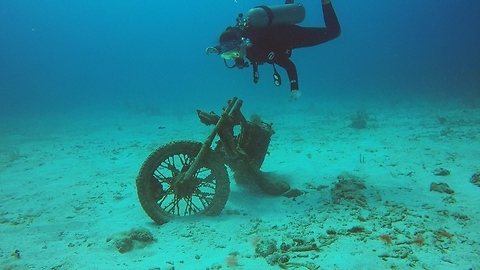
{"left": 244, "top": 2, "right": 340, "bottom": 91}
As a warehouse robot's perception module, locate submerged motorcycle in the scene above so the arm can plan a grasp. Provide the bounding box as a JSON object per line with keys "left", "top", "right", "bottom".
{"left": 136, "top": 97, "right": 291, "bottom": 224}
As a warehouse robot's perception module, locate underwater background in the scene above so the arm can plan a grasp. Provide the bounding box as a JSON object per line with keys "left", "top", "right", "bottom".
{"left": 1, "top": 0, "right": 480, "bottom": 115}
{"left": 2, "top": 1, "right": 480, "bottom": 269}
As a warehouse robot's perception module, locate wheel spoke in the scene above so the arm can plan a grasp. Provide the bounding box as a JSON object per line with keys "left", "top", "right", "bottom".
{"left": 157, "top": 186, "right": 174, "bottom": 205}
{"left": 162, "top": 194, "right": 182, "bottom": 215}
{"left": 153, "top": 171, "right": 173, "bottom": 187}
{"left": 159, "top": 159, "right": 180, "bottom": 175}
{"left": 194, "top": 167, "right": 209, "bottom": 178}
{"left": 183, "top": 196, "right": 202, "bottom": 215}
{"left": 156, "top": 177, "right": 217, "bottom": 217}
{"left": 179, "top": 153, "right": 192, "bottom": 168}
{"left": 198, "top": 180, "right": 215, "bottom": 189}
{"left": 193, "top": 190, "right": 214, "bottom": 209}
{"left": 154, "top": 167, "right": 170, "bottom": 180}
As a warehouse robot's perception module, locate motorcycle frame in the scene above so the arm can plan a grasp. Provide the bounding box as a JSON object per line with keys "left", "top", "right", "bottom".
{"left": 177, "top": 97, "right": 249, "bottom": 184}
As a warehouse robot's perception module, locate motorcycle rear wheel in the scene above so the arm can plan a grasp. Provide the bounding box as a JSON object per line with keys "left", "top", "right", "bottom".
{"left": 136, "top": 141, "right": 229, "bottom": 224}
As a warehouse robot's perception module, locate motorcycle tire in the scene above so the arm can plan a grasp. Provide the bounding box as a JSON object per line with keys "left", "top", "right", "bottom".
{"left": 136, "top": 141, "right": 230, "bottom": 225}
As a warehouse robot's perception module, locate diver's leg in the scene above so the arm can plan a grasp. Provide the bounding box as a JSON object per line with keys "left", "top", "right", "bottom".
{"left": 288, "top": 1, "right": 340, "bottom": 49}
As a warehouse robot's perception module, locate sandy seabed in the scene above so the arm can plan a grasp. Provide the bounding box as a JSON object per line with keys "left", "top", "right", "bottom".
{"left": 1, "top": 98, "right": 479, "bottom": 270}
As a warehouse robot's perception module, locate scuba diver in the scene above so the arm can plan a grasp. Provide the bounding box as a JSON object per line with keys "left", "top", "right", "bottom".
{"left": 206, "top": 0, "right": 340, "bottom": 100}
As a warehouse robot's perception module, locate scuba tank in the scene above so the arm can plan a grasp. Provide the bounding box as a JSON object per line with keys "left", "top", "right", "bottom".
{"left": 245, "top": 3, "right": 305, "bottom": 28}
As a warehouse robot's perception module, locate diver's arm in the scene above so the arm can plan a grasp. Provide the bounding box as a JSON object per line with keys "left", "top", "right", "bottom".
{"left": 275, "top": 58, "right": 299, "bottom": 91}
{"left": 322, "top": 0, "right": 331, "bottom": 5}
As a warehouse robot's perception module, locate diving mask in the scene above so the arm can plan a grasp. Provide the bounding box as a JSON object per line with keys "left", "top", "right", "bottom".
{"left": 219, "top": 38, "right": 251, "bottom": 60}
{"left": 221, "top": 51, "right": 241, "bottom": 60}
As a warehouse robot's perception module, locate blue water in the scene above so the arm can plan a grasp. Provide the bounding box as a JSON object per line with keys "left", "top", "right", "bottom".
{"left": 1, "top": 0, "right": 479, "bottom": 116}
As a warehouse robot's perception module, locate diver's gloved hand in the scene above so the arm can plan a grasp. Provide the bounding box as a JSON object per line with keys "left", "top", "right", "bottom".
{"left": 290, "top": 90, "right": 302, "bottom": 101}
{"left": 205, "top": 47, "right": 219, "bottom": 55}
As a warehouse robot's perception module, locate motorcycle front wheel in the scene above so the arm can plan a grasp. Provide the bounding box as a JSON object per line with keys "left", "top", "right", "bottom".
{"left": 136, "top": 141, "right": 230, "bottom": 225}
